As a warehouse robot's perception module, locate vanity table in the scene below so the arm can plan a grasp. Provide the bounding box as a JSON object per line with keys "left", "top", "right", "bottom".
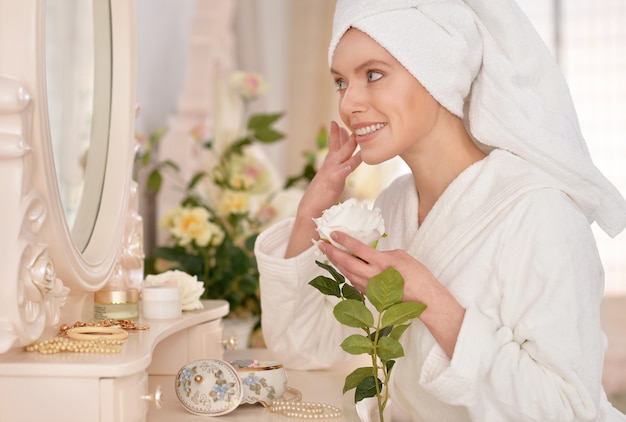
{"left": 0, "top": 300, "right": 228, "bottom": 422}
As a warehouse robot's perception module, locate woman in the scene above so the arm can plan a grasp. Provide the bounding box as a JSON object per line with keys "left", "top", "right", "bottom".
{"left": 254, "top": 0, "right": 626, "bottom": 420}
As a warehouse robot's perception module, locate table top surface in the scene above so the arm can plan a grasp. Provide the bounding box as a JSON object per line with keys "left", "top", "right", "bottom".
{"left": 148, "top": 348, "right": 411, "bottom": 422}
{"left": 0, "top": 300, "right": 229, "bottom": 378}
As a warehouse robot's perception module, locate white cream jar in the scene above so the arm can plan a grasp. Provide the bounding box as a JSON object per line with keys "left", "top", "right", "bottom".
{"left": 141, "top": 285, "right": 181, "bottom": 319}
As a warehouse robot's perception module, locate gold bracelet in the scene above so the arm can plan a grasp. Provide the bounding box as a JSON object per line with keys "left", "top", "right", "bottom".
{"left": 66, "top": 326, "right": 129, "bottom": 341}
{"left": 59, "top": 319, "right": 149, "bottom": 335}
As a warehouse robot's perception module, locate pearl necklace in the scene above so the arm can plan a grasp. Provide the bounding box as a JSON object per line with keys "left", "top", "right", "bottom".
{"left": 23, "top": 319, "right": 142, "bottom": 354}
{"left": 25, "top": 336, "right": 126, "bottom": 354}
{"left": 270, "top": 387, "right": 343, "bottom": 419}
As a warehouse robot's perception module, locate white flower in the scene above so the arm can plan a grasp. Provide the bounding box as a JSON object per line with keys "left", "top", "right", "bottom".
{"left": 314, "top": 198, "right": 386, "bottom": 252}
{"left": 143, "top": 270, "right": 205, "bottom": 311}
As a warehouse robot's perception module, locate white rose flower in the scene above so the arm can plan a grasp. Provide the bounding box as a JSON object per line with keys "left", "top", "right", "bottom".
{"left": 314, "top": 198, "right": 386, "bottom": 252}
{"left": 143, "top": 270, "right": 205, "bottom": 311}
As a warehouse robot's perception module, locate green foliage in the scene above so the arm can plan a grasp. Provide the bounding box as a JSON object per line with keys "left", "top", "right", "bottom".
{"left": 137, "top": 111, "right": 333, "bottom": 322}
{"left": 248, "top": 112, "right": 284, "bottom": 143}
{"left": 308, "top": 261, "right": 426, "bottom": 422}
{"left": 140, "top": 110, "right": 285, "bottom": 318}
{"left": 135, "top": 73, "right": 333, "bottom": 326}
{"left": 284, "top": 127, "right": 328, "bottom": 189}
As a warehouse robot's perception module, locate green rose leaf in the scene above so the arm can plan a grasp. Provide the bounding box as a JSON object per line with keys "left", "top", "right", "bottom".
{"left": 389, "top": 324, "right": 409, "bottom": 340}
{"left": 381, "top": 302, "right": 427, "bottom": 327}
{"left": 147, "top": 169, "right": 163, "bottom": 193}
{"left": 334, "top": 299, "right": 374, "bottom": 328}
{"left": 343, "top": 367, "right": 375, "bottom": 393}
{"left": 247, "top": 112, "right": 283, "bottom": 130}
{"left": 355, "top": 376, "right": 381, "bottom": 402}
{"left": 340, "top": 334, "right": 373, "bottom": 355}
{"left": 227, "top": 137, "right": 252, "bottom": 155}
{"left": 315, "top": 126, "right": 328, "bottom": 150}
{"left": 244, "top": 233, "right": 259, "bottom": 251}
{"left": 369, "top": 325, "right": 392, "bottom": 342}
{"left": 341, "top": 283, "right": 364, "bottom": 301}
{"left": 187, "top": 171, "right": 207, "bottom": 190}
{"left": 315, "top": 260, "right": 345, "bottom": 284}
{"left": 254, "top": 127, "right": 284, "bottom": 143}
{"left": 309, "top": 276, "right": 341, "bottom": 298}
{"left": 376, "top": 336, "right": 405, "bottom": 361}
{"left": 366, "top": 266, "right": 404, "bottom": 312}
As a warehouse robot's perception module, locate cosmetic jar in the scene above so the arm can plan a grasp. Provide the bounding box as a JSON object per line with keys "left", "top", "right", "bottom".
{"left": 142, "top": 285, "right": 182, "bottom": 319}
{"left": 94, "top": 288, "right": 139, "bottom": 320}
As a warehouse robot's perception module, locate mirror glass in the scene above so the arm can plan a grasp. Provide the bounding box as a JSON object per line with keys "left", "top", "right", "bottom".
{"left": 45, "top": 0, "right": 112, "bottom": 252}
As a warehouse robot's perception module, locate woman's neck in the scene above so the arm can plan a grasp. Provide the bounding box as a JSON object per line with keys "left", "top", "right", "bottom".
{"left": 404, "top": 113, "right": 486, "bottom": 225}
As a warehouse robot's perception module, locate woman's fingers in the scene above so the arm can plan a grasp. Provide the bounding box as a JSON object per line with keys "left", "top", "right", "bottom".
{"left": 327, "top": 121, "right": 359, "bottom": 163}
{"left": 330, "top": 231, "right": 377, "bottom": 263}
{"left": 318, "top": 232, "right": 385, "bottom": 289}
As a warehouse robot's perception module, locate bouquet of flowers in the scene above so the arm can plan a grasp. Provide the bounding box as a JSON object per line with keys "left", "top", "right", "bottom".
{"left": 140, "top": 71, "right": 308, "bottom": 320}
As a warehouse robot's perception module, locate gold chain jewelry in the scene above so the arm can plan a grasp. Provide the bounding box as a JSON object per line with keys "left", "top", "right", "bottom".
{"left": 270, "top": 387, "right": 343, "bottom": 419}
{"left": 59, "top": 319, "right": 149, "bottom": 335}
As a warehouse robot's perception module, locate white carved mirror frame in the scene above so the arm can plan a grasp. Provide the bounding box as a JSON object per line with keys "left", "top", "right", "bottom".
{"left": 0, "top": 0, "right": 139, "bottom": 352}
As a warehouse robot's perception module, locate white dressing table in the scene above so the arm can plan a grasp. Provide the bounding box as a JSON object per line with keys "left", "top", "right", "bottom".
{"left": 0, "top": 300, "right": 228, "bottom": 422}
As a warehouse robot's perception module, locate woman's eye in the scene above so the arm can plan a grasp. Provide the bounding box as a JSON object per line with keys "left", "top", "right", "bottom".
{"left": 335, "top": 79, "right": 347, "bottom": 91}
{"left": 368, "top": 71, "right": 383, "bottom": 82}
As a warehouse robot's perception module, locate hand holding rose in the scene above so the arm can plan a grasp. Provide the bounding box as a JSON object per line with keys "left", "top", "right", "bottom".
{"left": 314, "top": 198, "right": 386, "bottom": 252}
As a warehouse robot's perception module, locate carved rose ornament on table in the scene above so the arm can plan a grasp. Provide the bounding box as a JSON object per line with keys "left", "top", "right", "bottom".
{"left": 310, "top": 199, "right": 427, "bottom": 422}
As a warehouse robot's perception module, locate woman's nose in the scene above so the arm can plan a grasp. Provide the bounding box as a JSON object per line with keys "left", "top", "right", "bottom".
{"left": 339, "top": 84, "right": 368, "bottom": 115}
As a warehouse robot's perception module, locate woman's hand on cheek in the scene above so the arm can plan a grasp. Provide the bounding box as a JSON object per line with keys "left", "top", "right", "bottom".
{"left": 299, "top": 121, "right": 362, "bottom": 218}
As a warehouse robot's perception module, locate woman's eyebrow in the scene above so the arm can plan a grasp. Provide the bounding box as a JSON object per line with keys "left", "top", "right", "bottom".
{"left": 331, "top": 59, "right": 390, "bottom": 76}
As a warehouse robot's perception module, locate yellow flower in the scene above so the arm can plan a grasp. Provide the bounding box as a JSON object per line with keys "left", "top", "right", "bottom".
{"left": 223, "top": 151, "right": 272, "bottom": 193}
{"left": 217, "top": 190, "right": 250, "bottom": 216}
{"left": 159, "top": 206, "right": 184, "bottom": 229}
{"left": 160, "top": 206, "right": 224, "bottom": 248}
{"left": 229, "top": 173, "right": 255, "bottom": 191}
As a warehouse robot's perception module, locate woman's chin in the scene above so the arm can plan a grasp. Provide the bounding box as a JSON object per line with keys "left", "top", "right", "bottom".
{"left": 360, "top": 152, "right": 391, "bottom": 166}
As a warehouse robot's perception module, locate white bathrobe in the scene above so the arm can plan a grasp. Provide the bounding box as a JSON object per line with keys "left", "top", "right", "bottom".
{"left": 255, "top": 150, "right": 625, "bottom": 421}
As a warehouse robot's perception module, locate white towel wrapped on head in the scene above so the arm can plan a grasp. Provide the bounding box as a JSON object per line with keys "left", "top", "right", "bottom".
{"left": 329, "top": 0, "right": 626, "bottom": 237}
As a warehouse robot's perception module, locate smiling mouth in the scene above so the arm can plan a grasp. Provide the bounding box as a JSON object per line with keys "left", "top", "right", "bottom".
{"left": 354, "top": 123, "right": 387, "bottom": 136}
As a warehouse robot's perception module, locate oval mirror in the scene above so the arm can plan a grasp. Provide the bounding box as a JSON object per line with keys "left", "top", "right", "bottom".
{"left": 45, "top": 0, "right": 112, "bottom": 252}
{"left": 38, "top": 0, "right": 136, "bottom": 291}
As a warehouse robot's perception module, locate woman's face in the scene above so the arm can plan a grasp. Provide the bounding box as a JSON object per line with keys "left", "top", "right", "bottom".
{"left": 331, "top": 29, "right": 443, "bottom": 165}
